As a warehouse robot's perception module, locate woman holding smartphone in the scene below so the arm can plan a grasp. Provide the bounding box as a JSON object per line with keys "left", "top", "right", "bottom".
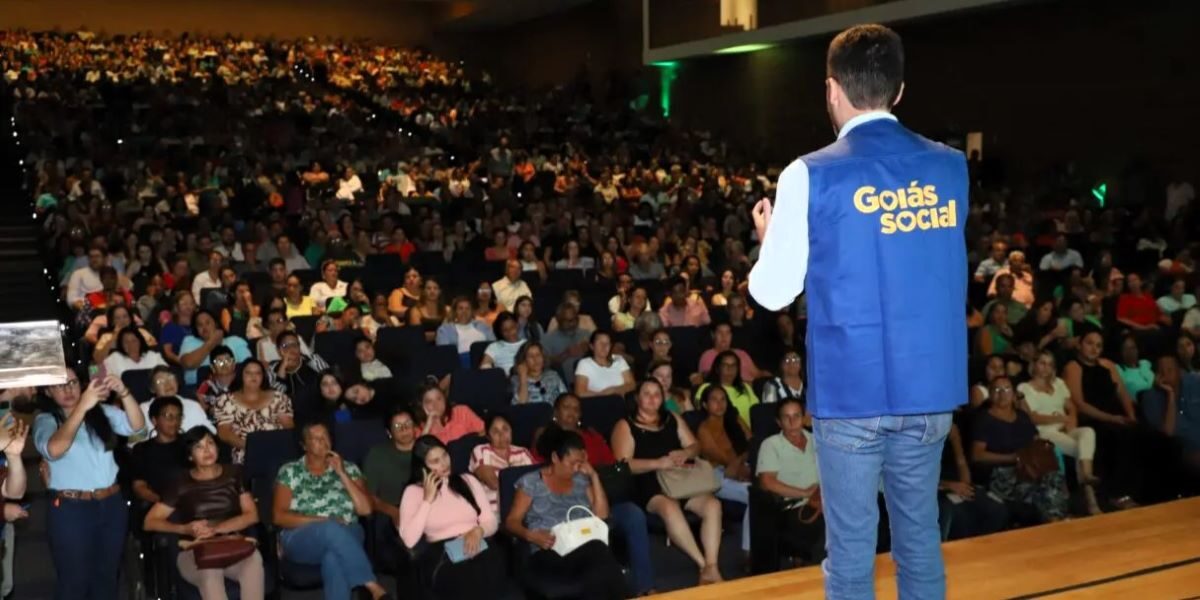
{"left": 33, "top": 371, "right": 146, "bottom": 600}
{"left": 399, "top": 435, "right": 503, "bottom": 598}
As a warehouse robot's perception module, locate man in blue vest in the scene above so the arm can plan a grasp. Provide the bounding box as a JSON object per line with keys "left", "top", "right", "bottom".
{"left": 749, "top": 24, "right": 967, "bottom": 599}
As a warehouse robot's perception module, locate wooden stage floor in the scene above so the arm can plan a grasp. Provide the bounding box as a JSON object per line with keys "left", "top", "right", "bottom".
{"left": 655, "top": 497, "right": 1200, "bottom": 599}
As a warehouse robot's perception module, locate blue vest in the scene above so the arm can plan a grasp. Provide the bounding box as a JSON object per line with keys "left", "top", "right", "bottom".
{"left": 803, "top": 118, "right": 968, "bottom": 419}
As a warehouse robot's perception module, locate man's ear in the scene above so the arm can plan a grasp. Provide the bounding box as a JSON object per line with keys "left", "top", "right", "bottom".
{"left": 825, "top": 77, "right": 839, "bottom": 107}
{"left": 892, "top": 82, "right": 905, "bottom": 108}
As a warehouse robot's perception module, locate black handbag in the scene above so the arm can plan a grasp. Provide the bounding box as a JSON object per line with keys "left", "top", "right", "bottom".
{"left": 597, "top": 460, "right": 632, "bottom": 504}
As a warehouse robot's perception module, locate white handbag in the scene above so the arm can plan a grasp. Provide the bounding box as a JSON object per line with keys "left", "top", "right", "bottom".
{"left": 549, "top": 505, "right": 609, "bottom": 557}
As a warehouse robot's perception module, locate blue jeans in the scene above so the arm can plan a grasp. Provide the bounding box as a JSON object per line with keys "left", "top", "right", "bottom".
{"left": 714, "top": 466, "right": 750, "bottom": 551}
{"left": 46, "top": 492, "right": 128, "bottom": 600}
{"left": 609, "top": 502, "right": 655, "bottom": 594}
{"left": 814, "top": 413, "right": 952, "bottom": 600}
{"left": 280, "top": 520, "right": 375, "bottom": 600}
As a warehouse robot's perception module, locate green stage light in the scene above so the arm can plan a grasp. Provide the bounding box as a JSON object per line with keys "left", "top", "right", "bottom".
{"left": 1091, "top": 183, "right": 1107, "bottom": 207}
{"left": 654, "top": 62, "right": 679, "bottom": 118}
{"left": 714, "top": 43, "right": 774, "bottom": 55}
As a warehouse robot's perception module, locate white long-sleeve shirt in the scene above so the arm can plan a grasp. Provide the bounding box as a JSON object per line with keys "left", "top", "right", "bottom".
{"left": 748, "top": 112, "right": 897, "bottom": 312}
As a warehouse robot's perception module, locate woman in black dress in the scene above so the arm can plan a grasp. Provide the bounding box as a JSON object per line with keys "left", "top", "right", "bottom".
{"left": 611, "top": 379, "right": 724, "bottom": 585}
{"left": 1062, "top": 330, "right": 1141, "bottom": 508}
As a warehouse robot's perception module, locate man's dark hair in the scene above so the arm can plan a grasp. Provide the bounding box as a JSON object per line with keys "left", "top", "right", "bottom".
{"left": 269, "top": 257, "right": 286, "bottom": 270}
{"left": 149, "top": 395, "right": 184, "bottom": 419}
{"left": 827, "top": 24, "right": 904, "bottom": 110}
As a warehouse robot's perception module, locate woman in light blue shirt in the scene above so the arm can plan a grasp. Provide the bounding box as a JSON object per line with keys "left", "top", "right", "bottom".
{"left": 179, "top": 310, "right": 251, "bottom": 385}
{"left": 34, "top": 371, "right": 146, "bottom": 600}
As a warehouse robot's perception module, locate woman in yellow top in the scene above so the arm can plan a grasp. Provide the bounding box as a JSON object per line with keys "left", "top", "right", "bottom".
{"left": 283, "top": 274, "right": 318, "bottom": 318}
{"left": 695, "top": 350, "right": 759, "bottom": 424}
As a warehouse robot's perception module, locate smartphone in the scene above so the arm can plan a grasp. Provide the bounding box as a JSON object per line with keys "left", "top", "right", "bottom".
{"left": 444, "top": 536, "right": 488, "bottom": 563}
{"left": 0, "top": 401, "right": 10, "bottom": 421}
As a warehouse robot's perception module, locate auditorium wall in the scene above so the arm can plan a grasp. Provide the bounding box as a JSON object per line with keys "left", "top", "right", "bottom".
{"left": 0, "top": 0, "right": 439, "bottom": 44}
{"left": 435, "top": 0, "right": 644, "bottom": 97}
{"left": 666, "top": 1, "right": 1200, "bottom": 176}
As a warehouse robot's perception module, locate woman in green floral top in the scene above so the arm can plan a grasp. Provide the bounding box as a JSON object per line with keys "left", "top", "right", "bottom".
{"left": 272, "top": 422, "right": 391, "bottom": 600}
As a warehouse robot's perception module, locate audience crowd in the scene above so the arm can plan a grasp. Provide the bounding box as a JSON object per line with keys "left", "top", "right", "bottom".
{"left": 2, "top": 27, "right": 1198, "bottom": 600}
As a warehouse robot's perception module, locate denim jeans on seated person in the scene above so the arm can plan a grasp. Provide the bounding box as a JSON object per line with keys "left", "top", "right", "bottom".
{"left": 279, "top": 520, "right": 375, "bottom": 600}
{"left": 814, "top": 413, "right": 952, "bottom": 600}
{"left": 608, "top": 501, "right": 655, "bottom": 595}
{"left": 714, "top": 466, "right": 750, "bottom": 551}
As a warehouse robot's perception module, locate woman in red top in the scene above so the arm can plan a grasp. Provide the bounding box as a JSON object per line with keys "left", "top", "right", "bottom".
{"left": 531, "top": 393, "right": 614, "bottom": 465}
{"left": 1117, "top": 273, "right": 1169, "bottom": 330}
{"left": 415, "top": 384, "right": 483, "bottom": 444}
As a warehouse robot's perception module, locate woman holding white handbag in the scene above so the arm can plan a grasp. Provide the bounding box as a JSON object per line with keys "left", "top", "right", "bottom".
{"left": 504, "top": 428, "right": 628, "bottom": 600}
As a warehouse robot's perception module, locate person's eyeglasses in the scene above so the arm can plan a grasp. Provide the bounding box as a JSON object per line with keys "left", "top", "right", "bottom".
{"left": 993, "top": 386, "right": 1013, "bottom": 394}
{"left": 152, "top": 377, "right": 173, "bottom": 386}
{"left": 212, "top": 357, "right": 234, "bottom": 367}
{"left": 784, "top": 356, "right": 802, "bottom": 364}
{"left": 269, "top": 317, "right": 286, "bottom": 325}
{"left": 280, "top": 342, "right": 300, "bottom": 350}
{"left": 392, "top": 422, "right": 414, "bottom": 430}
{"left": 653, "top": 339, "right": 671, "bottom": 346}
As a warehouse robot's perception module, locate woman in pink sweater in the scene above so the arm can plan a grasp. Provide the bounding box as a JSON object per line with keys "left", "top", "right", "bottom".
{"left": 399, "top": 435, "right": 504, "bottom": 597}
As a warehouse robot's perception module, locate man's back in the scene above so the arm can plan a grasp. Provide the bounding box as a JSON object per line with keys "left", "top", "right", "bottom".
{"left": 802, "top": 117, "right": 968, "bottom": 418}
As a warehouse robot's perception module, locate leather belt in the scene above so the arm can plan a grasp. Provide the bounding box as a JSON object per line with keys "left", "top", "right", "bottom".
{"left": 52, "top": 483, "right": 121, "bottom": 501}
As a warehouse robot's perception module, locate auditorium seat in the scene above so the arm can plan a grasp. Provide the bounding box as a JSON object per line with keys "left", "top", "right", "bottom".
{"left": 450, "top": 368, "right": 510, "bottom": 419}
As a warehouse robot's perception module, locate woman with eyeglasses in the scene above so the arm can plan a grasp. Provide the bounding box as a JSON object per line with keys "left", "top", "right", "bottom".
{"left": 511, "top": 342, "right": 567, "bottom": 405}
{"left": 695, "top": 350, "right": 760, "bottom": 424}
{"left": 970, "top": 376, "right": 1069, "bottom": 523}
{"left": 101, "top": 325, "right": 168, "bottom": 380}
{"left": 574, "top": 331, "right": 636, "bottom": 399}
{"left": 179, "top": 310, "right": 251, "bottom": 386}
{"left": 363, "top": 408, "right": 418, "bottom": 529}
{"left": 197, "top": 346, "right": 239, "bottom": 415}
{"left": 762, "top": 351, "right": 805, "bottom": 405}
{"left": 283, "top": 274, "right": 318, "bottom": 318}
{"left": 213, "top": 359, "right": 295, "bottom": 464}
{"left": 34, "top": 371, "right": 146, "bottom": 600}
{"left": 143, "top": 365, "right": 215, "bottom": 437}
{"left": 143, "top": 427, "right": 265, "bottom": 600}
